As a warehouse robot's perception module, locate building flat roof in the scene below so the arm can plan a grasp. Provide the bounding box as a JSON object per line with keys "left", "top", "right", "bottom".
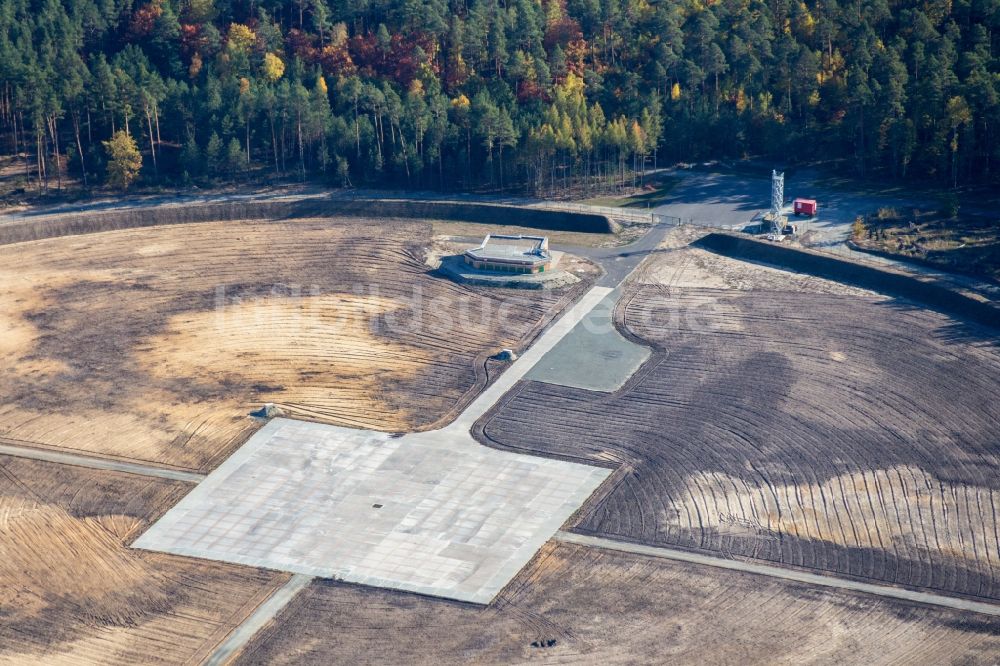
{"left": 465, "top": 234, "right": 550, "bottom": 265}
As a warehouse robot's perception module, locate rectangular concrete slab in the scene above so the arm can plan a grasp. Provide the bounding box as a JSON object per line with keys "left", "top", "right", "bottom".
{"left": 526, "top": 288, "right": 652, "bottom": 392}
{"left": 134, "top": 418, "right": 609, "bottom": 604}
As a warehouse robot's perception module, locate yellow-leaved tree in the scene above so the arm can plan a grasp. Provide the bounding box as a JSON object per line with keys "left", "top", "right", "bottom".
{"left": 227, "top": 24, "right": 256, "bottom": 53}
{"left": 262, "top": 53, "right": 284, "bottom": 82}
{"left": 103, "top": 130, "right": 142, "bottom": 190}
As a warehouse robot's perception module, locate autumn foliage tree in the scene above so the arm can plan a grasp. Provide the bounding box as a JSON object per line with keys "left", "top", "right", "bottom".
{"left": 0, "top": 0, "right": 995, "bottom": 193}
{"left": 102, "top": 131, "right": 143, "bottom": 190}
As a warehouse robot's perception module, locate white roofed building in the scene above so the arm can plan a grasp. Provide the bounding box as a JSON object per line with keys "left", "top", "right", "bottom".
{"left": 463, "top": 234, "right": 552, "bottom": 274}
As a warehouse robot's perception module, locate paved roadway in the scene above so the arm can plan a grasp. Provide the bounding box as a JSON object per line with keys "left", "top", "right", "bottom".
{"left": 568, "top": 220, "right": 672, "bottom": 287}
{"left": 649, "top": 169, "right": 768, "bottom": 230}
{"left": 648, "top": 167, "right": 999, "bottom": 299}
{"left": 556, "top": 532, "right": 1000, "bottom": 618}
{"left": 648, "top": 166, "right": 956, "bottom": 240}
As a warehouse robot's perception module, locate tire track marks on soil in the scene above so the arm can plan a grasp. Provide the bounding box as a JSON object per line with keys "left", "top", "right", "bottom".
{"left": 0, "top": 218, "right": 587, "bottom": 471}
{"left": 479, "top": 287, "right": 1000, "bottom": 602}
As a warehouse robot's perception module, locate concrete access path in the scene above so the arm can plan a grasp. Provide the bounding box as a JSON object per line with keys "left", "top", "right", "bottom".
{"left": 556, "top": 532, "right": 1000, "bottom": 618}
{"left": 203, "top": 574, "right": 314, "bottom": 666}
{"left": 0, "top": 440, "right": 205, "bottom": 483}
{"left": 574, "top": 220, "right": 672, "bottom": 287}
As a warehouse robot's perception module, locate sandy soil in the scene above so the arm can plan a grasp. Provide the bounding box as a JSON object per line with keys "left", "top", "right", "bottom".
{"left": 0, "top": 455, "right": 287, "bottom": 664}
{"left": 236, "top": 541, "right": 1000, "bottom": 665}
{"left": 632, "top": 226, "right": 878, "bottom": 295}
{"left": 0, "top": 217, "right": 586, "bottom": 471}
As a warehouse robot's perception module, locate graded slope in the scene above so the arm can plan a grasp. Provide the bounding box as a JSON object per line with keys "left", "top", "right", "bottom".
{"left": 0, "top": 218, "right": 586, "bottom": 471}
{"left": 480, "top": 244, "right": 1000, "bottom": 602}
{"left": 0, "top": 455, "right": 286, "bottom": 664}
{"left": 235, "top": 541, "right": 1000, "bottom": 665}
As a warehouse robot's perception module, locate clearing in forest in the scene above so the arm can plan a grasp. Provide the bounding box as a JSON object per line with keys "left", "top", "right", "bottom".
{"left": 0, "top": 217, "right": 590, "bottom": 471}
{"left": 478, "top": 236, "right": 1000, "bottom": 603}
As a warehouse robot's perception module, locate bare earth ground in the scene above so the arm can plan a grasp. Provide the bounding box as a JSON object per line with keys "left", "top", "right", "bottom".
{"left": 0, "top": 455, "right": 287, "bottom": 664}
{"left": 637, "top": 226, "right": 879, "bottom": 296}
{"left": 236, "top": 541, "right": 1000, "bottom": 665}
{"left": 478, "top": 231, "right": 1000, "bottom": 603}
{"left": 0, "top": 217, "right": 590, "bottom": 471}
{"left": 854, "top": 208, "right": 1000, "bottom": 283}
{"left": 5, "top": 214, "right": 999, "bottom": 664}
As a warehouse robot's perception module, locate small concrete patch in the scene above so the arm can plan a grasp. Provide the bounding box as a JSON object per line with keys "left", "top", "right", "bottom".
{"left": 134, "top": 418, "right": 609, "bottom": 604}
{"left": 526, "top": 289, "right": 651, "bottom": 392}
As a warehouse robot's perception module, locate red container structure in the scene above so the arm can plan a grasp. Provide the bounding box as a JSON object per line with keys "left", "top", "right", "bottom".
{"left": 793, "top": 198, "right": 818, "bottom": 216}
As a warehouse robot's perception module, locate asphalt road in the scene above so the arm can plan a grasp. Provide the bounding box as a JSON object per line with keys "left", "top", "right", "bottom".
{"left": 647, "top": 167, "right": 999, "bottom": 298}
{"left": 563, "top": 220, "right": 672, "bottom": 287}
{"left": 649, "top": 167, "right": 906, "bottom": 241}
{"left": 649, "top": 170, "right": 769, "bottom": 230}
{"left": 649, "top": 166, "right": 998, "bottom": 245}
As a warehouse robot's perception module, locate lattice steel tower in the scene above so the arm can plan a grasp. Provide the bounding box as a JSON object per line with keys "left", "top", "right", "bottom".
{"left": 768, "top": 169, "right": 785, "bottom": 233}
{"left": 770, "top": 170, "right": 784, "bottom": 218}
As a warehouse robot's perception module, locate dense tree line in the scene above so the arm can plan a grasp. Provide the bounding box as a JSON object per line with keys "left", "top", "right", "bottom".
{"left": 1, "top": 0, "right": 997, "bottom": 193}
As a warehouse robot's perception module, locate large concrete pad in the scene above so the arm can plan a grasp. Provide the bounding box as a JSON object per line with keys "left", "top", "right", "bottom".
{"left": 134, "top": 418, "right": 609, "bottom": 604}
{"left": 135, "top": 286, "right": 616, "bottom": 604}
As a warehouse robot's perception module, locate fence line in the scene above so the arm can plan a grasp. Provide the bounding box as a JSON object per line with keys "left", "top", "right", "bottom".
{"left": 527, "top": 201, "right": 654, "bottom": 224}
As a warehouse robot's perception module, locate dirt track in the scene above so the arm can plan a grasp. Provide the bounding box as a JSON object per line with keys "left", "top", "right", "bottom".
{"left": 0, "top": 217, "right": 588, "bottom": 471}
{"left": 0, "top": 455, "right": 286, "bottom": 664}
{"left": 478, "top": 245, "right": 1000, "bottom": 603}
{"left": 235, "top": 541, "right": 1000, "bottom": 665}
